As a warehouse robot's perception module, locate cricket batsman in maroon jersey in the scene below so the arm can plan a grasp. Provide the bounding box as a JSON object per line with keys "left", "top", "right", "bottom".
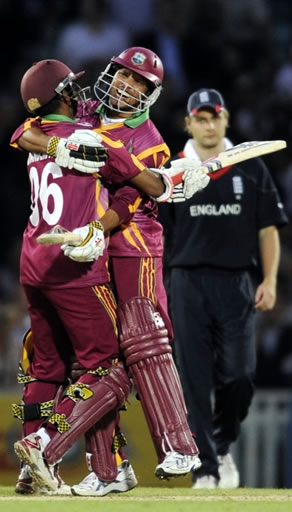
{"left": 61, "top": 47, "right": 202, "bottom": 491}
{"left": 13, "top": 51, "right": 209, "bottom": 495}
{"left": 72, "top": 47, "right": 202, "bottom": 486}
{"left": 11, "top": 58, "right": 173, "bottom": 494}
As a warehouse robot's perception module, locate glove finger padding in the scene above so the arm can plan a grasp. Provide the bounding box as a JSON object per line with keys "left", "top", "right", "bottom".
{"left": 49, "top": 129, "right": 108, "bottom": 173}
{"left": 61, "top": 221, "right": 105, "bottom": 262}
{"left": 166, "top": 158, "right": 210, "bottom": 202}
{"left": 67, "top": 129, "right": 103, "bottom": 145}
{"left": 71, "top": 158, "right": 106, "bottom": 174}
{"left": 183, "top": 168, "right": 210, "bottom": 199}
{"left": 167, "top": 183, "right": 186, "bottom": 203}
{"left": 68, "top": 145, "right": 108, "bottom": 162}
{"left": 167, "top": 157, "right": 201, "bottom": 184}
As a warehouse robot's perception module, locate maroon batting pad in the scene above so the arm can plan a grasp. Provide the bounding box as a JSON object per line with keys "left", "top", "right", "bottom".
{"left": 118, "top": 297, "right": 199, "bottom": 462}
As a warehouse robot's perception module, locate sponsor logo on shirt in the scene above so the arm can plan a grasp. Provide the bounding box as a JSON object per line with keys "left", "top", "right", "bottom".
{"left": 189, "top": 204, "right": 242, "bottom": 216}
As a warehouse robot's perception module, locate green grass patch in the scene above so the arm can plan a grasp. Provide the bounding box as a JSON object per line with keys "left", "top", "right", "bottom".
{"left": 1, "top": 487, "right": 292, "bottom": 512}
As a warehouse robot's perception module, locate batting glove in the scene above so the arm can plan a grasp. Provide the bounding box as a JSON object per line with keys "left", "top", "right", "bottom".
{"left": 47, "top": 129, "right": 108, "bottom": 174}
{"left": 149, "top": 167, "right": 174, "bottom": 202}
{"left": 167, "top": 158, "right": 210, "bottom": 202}
{"left": 61, "top": 221, "right": 105, "bottom": 262}
{"left": 151, "top": 158, "right": 210, "bottom": 203}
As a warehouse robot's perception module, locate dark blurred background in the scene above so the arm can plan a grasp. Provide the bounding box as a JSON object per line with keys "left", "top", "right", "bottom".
{"left": 1, "top": 0, "right": 292, "bottom": 488}
{"left": 0, "top": 0, "right": 292, "bottom": 488}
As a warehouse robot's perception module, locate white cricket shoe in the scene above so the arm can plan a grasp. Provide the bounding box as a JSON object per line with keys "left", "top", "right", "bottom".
{"left": 14, "top": 433, "right": 59, "bottom": 491}
{"left": 71, "top": 460, "right": 138, "bottom": 496}
{"left": 41, "top": 484, "right": 72, "bottom": 496}
{"left": 155, "top": 452, "right": 202, "bottom": 478}
{"left": 218, "top": 453, "right": 240, "bottom": 488}
{"left": 15, "top": 463, "right": 70, "bottom": 495}
{"left": 15, "top": 464, "right": 36, "bottom": 494}
{"left": 192, "top": 475, "right": 218, "bottom": 489}
{"left": 41, "top": 464, "right": 71, "bottom": 495}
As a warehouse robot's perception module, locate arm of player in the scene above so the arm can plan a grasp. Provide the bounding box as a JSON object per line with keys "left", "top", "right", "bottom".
{"left": 61, "top": 186, "right": 141, "bottom": 262}
{"left": 255, "top": 225, "right": 280, "bottom": 311}
{"left": 16, "top": 126, "right": 200, "bottom": 199}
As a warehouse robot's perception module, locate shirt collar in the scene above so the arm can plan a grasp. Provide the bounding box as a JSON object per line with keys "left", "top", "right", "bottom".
{"left": 96, "top": 104, "right": 149, "bottom": 128}
{"left": 41, "top": 114, "right": 76, "bottom": 123}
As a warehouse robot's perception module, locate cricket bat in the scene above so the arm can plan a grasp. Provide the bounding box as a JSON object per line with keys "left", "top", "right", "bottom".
{"left": 37, "top": 225, "right": 82, "bottom": 245}
{"left": 201, "top": 139, "right": 287, "bottom": 173}
{"left": 37, "top": 140, "right": 287, "bottom": 245}
{"left": 172, "top": 139, "right": 287, "bottom": 185}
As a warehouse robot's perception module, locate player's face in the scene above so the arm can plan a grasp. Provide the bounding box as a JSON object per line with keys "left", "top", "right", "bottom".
{"left": 109, "top": 68, "right": 149, "bottom": 113}
{"left": 185, "top": 109, "right": 228, "bottom": 149}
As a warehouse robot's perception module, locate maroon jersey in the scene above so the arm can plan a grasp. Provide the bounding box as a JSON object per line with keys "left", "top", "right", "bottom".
{"left": 11, "top": 117, "right": 145, "bottom": 288}
{"left": 77, "top": 100, "right": 171, "bottom": 257}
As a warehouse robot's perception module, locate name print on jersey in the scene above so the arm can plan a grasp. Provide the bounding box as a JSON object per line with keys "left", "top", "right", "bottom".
{"left": 189, "top": 204, "right": 242, "bottom": 217}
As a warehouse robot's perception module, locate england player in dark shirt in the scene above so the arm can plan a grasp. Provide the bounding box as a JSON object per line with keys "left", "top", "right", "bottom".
{"left": 158, "top": 88, "right": 288, "bottom": 489}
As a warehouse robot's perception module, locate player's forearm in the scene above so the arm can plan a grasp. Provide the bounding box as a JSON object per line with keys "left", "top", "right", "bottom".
{"left": 18, "top": 127, "right": 50, "bottom": 153}
{"left": 99, "top": 208, "right": 121, "bottom": 235}
{"left": 258, "top": 225, "right": 280, "bottom": 284}
{"left": 129, "top": 169, "right": 165, "bottom": 197}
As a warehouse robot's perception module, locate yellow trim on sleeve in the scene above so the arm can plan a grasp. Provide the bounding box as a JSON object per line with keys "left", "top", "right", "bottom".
{"left": 130, "top": 154, "right": 146, "bottom": 171}
{"left": 129, "top": 196, "right": 143, "bottom": 213}
{"left": 94, "top": 130, "right": 124, "bottom": 149}
{"left": 136, "top": 143, "right": 171, "bottom": 164}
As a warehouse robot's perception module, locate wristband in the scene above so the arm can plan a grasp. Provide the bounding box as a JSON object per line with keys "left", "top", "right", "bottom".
{"left": 89, "top": 220, "right": 104, "bottom": 232}
{"left": 47, "top": 136, "right": 61, "bottom": 157}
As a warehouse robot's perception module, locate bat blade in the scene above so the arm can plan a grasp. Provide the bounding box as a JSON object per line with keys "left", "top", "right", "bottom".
{"left": 37, "top": 225, "right": 82, "bottom": 245}
{"left": 201, "top": 139, "right": 287, "bottom": 174}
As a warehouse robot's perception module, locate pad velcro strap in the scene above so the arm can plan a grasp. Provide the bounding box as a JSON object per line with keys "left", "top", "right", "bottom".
{"left": 87, "top": 366, "right": 109, "bottom": 376}
{"left": 113, "top": 431, "right": 127, "bottom": 453}
{"left": 65, "top": 383, "right": 94, "bottom": 402}
{"left": 17, "top": 373, "right": 37, "bottom": 384}
{"left": 47, "top": 136, "right": 61, "bottom": 157}
{"left": 48, "top": 413, "right": 71, "bottom": 433}
{"left": 12, "top": 400, "right": 54, "bottom": 421}
{"left": 17, "top": 366, "right": 37, "bottom": 384}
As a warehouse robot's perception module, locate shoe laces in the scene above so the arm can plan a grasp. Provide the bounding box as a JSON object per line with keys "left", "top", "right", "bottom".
{"left": 78, "top": 472, "right": 100, "bottom": 487}
{"left": 163, "top": 451, "right": 190, "bottom": 467}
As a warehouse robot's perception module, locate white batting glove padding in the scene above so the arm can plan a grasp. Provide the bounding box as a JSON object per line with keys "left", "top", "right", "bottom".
{"left": 67, "top": 129, "right": 104, "bottom": 146}
{"left": 183, "top": 165, "right": 210, "bottom": 199}
{"left": 166, "top": 158, "right": 210, "bottom": 202}
{"left": 149, "top": 167, "right": 174, "bottom": 202}
{"left": 61, "top": 221, "right": 105, "bottom": 262}
{"left": 48, "top": 129, "right": 108, "bottom": 174}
